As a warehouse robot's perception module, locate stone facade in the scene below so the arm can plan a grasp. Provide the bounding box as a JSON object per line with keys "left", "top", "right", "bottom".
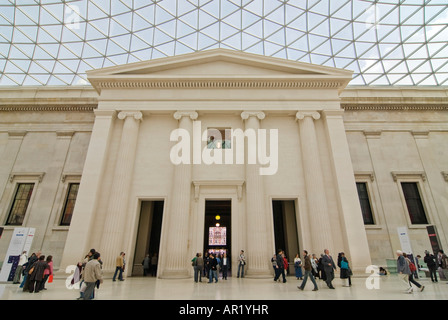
{"left": 0, "top": 50, "right": 446, "bottom": 278}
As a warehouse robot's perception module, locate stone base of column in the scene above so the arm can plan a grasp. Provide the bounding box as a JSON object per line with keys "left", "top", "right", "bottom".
{"left": 158, "top": 269, "right": 190, "bottom": 279}
{"left": 244, "top": 269, "right": 273, "bottom": 279}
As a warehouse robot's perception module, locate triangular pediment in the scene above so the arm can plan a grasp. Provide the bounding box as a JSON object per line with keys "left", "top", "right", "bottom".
{"left": 88, "top": 48, "right": 351, "bottom": 77}
{"left": 87, "top": 49, "right": 353, "bottom": 93}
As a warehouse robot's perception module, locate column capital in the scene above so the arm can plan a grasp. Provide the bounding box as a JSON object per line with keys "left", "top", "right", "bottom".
{"left": 173, "top": 111, "right": 198, "bottom": 121}
{"left": 118, "top": 111, "right": 143, "bottom": 121}
{"left": 296, "top": 111, "right": 321, "bottom": 121}
{"left": 241, "top": 111, "right": 265, "bottom": 120}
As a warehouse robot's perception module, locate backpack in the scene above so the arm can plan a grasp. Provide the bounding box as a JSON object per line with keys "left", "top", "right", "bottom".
{"left": 409, "top": 261, "right": 416, "bottom": 272}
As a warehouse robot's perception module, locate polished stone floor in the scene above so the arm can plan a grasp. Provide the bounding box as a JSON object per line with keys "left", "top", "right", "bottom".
{"left": 1, "top": 273, "right": 447, "bottom": 301}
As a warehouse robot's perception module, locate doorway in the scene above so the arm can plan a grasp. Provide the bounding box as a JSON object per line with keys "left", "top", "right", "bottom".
{"left": 203, "top": 200, "right": 231, "bottom": 270}
{"left": 272, "top": 200, "right": 299, "bottom": 275}
{"left": 132, "top": 200, "right": 164, "bottom": 276}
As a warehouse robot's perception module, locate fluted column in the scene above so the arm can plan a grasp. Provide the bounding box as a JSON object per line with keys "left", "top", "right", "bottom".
{"left": 59, "top": 110, "right": 115, "bottom": 272}
{"left": 100, "top": 111, "right": 143, "bottom": 272}
{"left": 322, "top": 110, "right": 372, "bottom": 274}
{"left": 241, "top": 111, "right": 272, "bottom": 277}
{"left": 160, "top": 111, "right": 198, "bottom": 278}
{"left": 296, "top": 111, "right": 332, "bottom": 254}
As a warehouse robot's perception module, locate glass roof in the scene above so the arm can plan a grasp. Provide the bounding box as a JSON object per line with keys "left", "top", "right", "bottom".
{"left": 1, "top": 0, "right": 448, "bottom": 86}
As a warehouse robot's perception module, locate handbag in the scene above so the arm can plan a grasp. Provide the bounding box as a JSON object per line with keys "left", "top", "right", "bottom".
{"left": 341, "top": 259, "right": 348, "bottom": 269}
{"left": 28, "top": 267, "right": 34, "bottom": 275}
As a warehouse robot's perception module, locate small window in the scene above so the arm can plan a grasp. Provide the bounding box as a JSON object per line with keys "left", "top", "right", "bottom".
{"left": 356, "top": 182, "right": 375, "bottom": 225}
{"left": 207, "top": 128, "right": 231, "bottom": 149}
{"left": 60, "top": 183, "right": 80, "bottom": 226}
{"left": 401, "top": 182, "right": 428, "bottom": 224}
{"left": 6, "top": 183, "right": 34, "bottom": 226}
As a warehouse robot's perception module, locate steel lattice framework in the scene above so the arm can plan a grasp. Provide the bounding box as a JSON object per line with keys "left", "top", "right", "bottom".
{"left": 1, "top": 0, "right": 448, "bottom": 86}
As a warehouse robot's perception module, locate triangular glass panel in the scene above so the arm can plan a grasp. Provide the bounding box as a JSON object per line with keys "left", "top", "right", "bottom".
{"left": 242, "top": 31, "right": 262, "bottom": 50}
{"left": 199, "top": 9, "right": 218, "bottom": 29}
{"left": 223, "top": 31, "right": 242, "bottom": 50}
{"left": 201, "top": 1, "right": 220, "bottom": 19}
{"left": 198, "top": 32, "right": 218, "bottom": 50}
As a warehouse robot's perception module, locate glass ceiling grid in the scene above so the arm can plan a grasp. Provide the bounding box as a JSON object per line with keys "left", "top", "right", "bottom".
{"left": 1, "top": 0, "right": 447, "bottom": 86}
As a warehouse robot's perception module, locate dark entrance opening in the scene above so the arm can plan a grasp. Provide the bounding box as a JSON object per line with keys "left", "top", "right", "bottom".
{"left": 272, "top": 200, "right": 299, "bottom": 275}
{"left": 204, "top": 200, "right": 231, "bottom": 274}
{"left": 133, "top": 200, "right": 164, "bottom": 276}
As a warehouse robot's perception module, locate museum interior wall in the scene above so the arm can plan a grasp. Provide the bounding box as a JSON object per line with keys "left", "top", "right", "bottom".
{"left": 0, "top": 81, "right": 447, "bottom": 278}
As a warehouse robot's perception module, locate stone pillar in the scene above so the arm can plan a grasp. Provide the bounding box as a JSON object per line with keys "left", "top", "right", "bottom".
{"left": 100, "top": 111, "right": 143, "bottom": 273}
{"left": 296, "top": 111, "right": 332, "bottom": 254}
{"left": 160, "top": 111, "right": 198, "bottom": 278}
{"left": 323, "top": 110, "right": 372, "bottom": 274}
{"left": 241, "top": 111, "right": 272, "bottom": 278}
{"left": 0, "top": 131, "right": 27, "bottom": 202}
{"left": 59, "top": 110, "right": 116, "bottom": 271}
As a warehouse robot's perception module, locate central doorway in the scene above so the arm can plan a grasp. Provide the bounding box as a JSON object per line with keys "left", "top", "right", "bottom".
{"left": 203, "top": 200, "right": 231, "bottom": 271}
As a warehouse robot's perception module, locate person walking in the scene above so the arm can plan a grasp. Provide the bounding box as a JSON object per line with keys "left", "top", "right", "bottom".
{"left": 81, "top": 252, "right": 103, "bottom": 300}
{"left": 113, "top": 252, "right": 125, "bottom": 281}
{"left": 424, "top": 250, "right": 438, "bottom": 282}
{"left": 297, "top": 250, "right": 318, "bottom": 291}
{"left": 237, "top": 250, "right": 246, "bottom": 278}
{"left": 294, "top": 254, "right": 303, "bottom": 280}
{"left": 273, "top": 249, "right": 287, "bottom": 283}
{"left": 338, "top": 252, "right": 351, "bottom": 287}
{"left": 322, "top": 249, "right": 336, "bottom": 289}
{"left": 28, "top": 255, "right": 49, "bottom": 293}
{"left": 396, "top": 250, "right": 412, "bottom": 293}
{"left": 405, "top": 253, "right": 424, "bottom": 292}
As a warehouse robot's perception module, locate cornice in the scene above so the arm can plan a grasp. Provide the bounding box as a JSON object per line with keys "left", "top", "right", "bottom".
{"left": 341, "top": 103, "right": 448, "bottom": 111}
{"left": 89, "top": 78, "right": 347, "bottom": 91}
{"left": 0, "top": 104, "right": 97, "bottom": 112}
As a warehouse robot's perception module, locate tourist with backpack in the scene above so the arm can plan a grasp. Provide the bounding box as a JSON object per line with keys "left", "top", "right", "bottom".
{"left": 405, "top": 253, "right": 424, "bottom": 293}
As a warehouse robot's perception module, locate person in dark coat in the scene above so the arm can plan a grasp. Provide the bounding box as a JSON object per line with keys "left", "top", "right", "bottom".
{"left": 21, "top": 251, "right": 39, "bottom": 291}
{"left": 318, "top": 254, "right": 326, "bottom": 281}
{"left": 28, "top": 255, "right": 49, "bottom": 293}
{"left": 322, "top": 249, "right": 336, "bottom": 289}
{"left": 273, "top": 249, "right": 287, "bottom": 283}
{"left": 423, "top": 250, "right": 438, "bottom": 282}
{"left": 338, "top": 252, "right": 351, "bottom": 287}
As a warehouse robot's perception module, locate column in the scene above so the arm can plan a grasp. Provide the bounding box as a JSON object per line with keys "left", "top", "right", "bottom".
{"left": 323, "top": 110, "right": 372, "bottom": 274}
{"left": 59, "top": 110, "right": 116, "bottom": 272}
{"left": 241, "top": 111, "right": 272, "bottom": 277}
{"left": 160, "top": 111, "right": 197, "bottom": 278}
{"left": 296, "top": 111, "right": 332, "bottom": 254}
{"left": 0, "top": 131, "right": 27, "bottom": 203}
{"left": 100, "top": 111, "right": 143, "bottom": 273}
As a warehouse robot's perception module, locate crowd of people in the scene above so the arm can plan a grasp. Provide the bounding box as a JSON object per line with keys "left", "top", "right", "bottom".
{"left": 6, "top": 246, "right": 447, "bottom": 300}
{"left": 12, "top": 250, "right": 54, "bottom": 294}
{"left": 191, "top": 250, "right": 235, "bottom": 283}
{"left": 271, "top": 248, "right": 351, "bottom": 291}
